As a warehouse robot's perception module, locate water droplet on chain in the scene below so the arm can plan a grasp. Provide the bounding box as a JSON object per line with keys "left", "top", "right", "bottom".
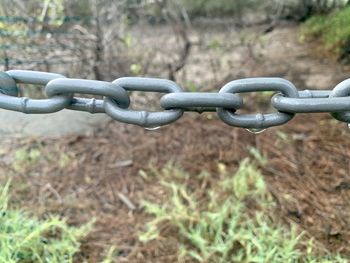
{"left": 144, "top": 126, "right": 161, "bottom": 131}
{"left": 246, "top": 128, "right": 266, "bottom": 134}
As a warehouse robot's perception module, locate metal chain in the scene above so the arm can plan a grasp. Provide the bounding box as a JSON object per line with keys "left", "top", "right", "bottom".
{"left": 0, "top": 69, "right": 350, "bottom": 129}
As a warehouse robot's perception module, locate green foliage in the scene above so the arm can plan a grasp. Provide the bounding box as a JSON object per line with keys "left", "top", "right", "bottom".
{"left": 222, "top": 159, "right": 267, "bottom": 201}
{"left": 248, "top": 147, "right": 268, "bottom": 166}
{"left": 0, "top": 181, "right": 93, "bottom": 263}
{"left": 185, "top": 82, "right": 199, "bottom": 92}
{"left": 0, "top": 21, "right": 27, "bottom": 37}
{"left": 13, "top": 148, "right": 42, "bottom": 173}
{"left": 208, "top": 39, "right": 224, "bottom": 52}
{"left": 130, "top": 63, "right": 142, "bottom": 75}
{"left": 140, "top": 159, "right": 349, "bottom": 262}
{"left": 40, "top": 0, "right": 65, "bottom": 26}
{"left": 12, "top": 145, "right": 73, "bottom": 172}
{"left": 179, "top": 0, "right": 262, "bottom": 18}
{"left": 63, "top": 0, "right": 92, "bottom": 17}
{"left": 278, "top": 0, "right": 349, "bottom": 20}
{"left": 300, "top": 6, "right": 350, "bottom": 56}
{"left": 100, "top": 246, "right": 118, "bottom": 263}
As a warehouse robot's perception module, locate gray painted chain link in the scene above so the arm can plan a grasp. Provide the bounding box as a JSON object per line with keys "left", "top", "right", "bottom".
{"left": 0, "top": 69, "right": 350, "bottom": 129}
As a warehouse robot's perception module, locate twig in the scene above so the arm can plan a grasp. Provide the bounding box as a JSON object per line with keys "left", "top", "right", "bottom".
{"left": 117, "top": 192, "right": 136, "bottom": 211}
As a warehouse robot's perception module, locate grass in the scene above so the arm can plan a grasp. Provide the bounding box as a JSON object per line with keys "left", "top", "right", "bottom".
{"left": 12, "top": 144, "right": 74, "bottom": 173}
{"left": 139, "top": 157, "right": 349, "bottom": 262}
{"left": 0, "top": 138, "right": 124, "bottom": 263}
{"left": 0, "top": 180, "right": 117, "bottom": 263}
{"left": 0, "top": 180, "right": 94, "bottom": 263}
{"left": 300, "top": 6, "right": 350, "bottom": 57}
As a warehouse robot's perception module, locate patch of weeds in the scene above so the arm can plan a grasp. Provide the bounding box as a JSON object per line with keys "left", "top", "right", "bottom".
{"left": 139, "top": 159, "right": 349, "bottom": 262}
{"left": 208, "top": 38, "right": 224, "bottom": 52}
{"left": 186, "top": 81, "right": 200, "bottom": 92}
{"left": 12, "top": 144, "right": 74, "bottom": 172}
{"left": 248, "top": 147, "right": 267, "bottom": 166}
{"left": 58, "top": 152, "right": 73, "bottom": 169}
{"left": 139, "top": 161, "right": 186, "bottom": 181}
{"left": 100, "top": 246, "right": 117, "bottom": 263}
{"left": 220, "top": 159, "right": 268, "bottom": 202}
{"left": 300, "top": 7, "right": 350, "bottom": 58}
{"left": 276, "top": 130, "right": 290, "bottom": 142}
{"left": 130, "top": 63, "right": 142, "bottom": 75}
{"left": 0, "top": 180, "right": 93, "bottom": 263}
{"left": 255, "top": 91, "right": 275, "bottom": 104}
{"left": 13, "top": 147, "right": 42, "bottom": 173}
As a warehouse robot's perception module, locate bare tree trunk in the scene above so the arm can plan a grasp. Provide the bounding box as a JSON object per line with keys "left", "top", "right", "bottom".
{"left": 39, "top": 0, "right": 50, "bottom": 32}
{"left": 167, "top": 28, "right": 191, "bottom": 81}
{"left": 92, "top": 0, "right": 103, "bottom": 80}
{"left": 157, "top": 0, "right": 192, "bottom": 81}
{"left": 3, "top": 50, "right": 9, "bottom": 71}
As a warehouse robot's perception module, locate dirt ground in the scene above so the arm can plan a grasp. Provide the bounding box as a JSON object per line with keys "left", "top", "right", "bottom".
{"left": 2, "top": 113, "right": 350, "bottom": 262}
{"left": 1, "top": 24, "right": 350, "bottom": 262}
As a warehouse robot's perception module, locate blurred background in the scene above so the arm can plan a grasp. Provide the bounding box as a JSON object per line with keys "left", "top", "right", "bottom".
{"left": 1, "top": 0, "right": 350, "bottom": 86}
{"left": 1, "top": 1, "right": 350, "bottom": 262}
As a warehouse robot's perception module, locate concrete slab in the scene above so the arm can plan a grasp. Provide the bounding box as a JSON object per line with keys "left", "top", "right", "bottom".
{"left": 0, "top": 109, "right": 110, "bottom": 138}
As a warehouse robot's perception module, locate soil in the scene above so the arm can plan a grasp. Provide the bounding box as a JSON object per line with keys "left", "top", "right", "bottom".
{"left": 2, "top": 113, "right": 350, "bottom": 262}
{"left": 1, "top": 24, "right": 350, "bottom": 262}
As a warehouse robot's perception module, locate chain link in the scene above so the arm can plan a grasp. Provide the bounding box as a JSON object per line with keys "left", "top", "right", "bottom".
{"left": 217, "top": 78, "right": 299, "bottom": 129}
{"left": 0, "top": 69, "right": 350, "bottom": 129}
{"left": 104, "top": 77, "right": 184, "bottom": 128}
{"left": 0, "top": 70, "right": 72, "bottom": 114}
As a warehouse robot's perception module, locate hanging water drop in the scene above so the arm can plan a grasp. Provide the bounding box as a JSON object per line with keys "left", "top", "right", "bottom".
{"left": 246, "top": 128, "right": 266, "bottom": 134}
{"left": 144, "top": 126, "right": 161, "bottom": 131}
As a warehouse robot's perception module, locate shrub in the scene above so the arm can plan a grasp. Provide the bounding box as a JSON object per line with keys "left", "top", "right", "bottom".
{"left": 300, "top": 6, "right": 350, "bottom": 58}
{"left": 277, "top": 0, "right": 348, "bottom": 21}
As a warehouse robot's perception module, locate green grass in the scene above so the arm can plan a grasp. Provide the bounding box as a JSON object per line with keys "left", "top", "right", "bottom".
{"left": 12, "top": 145, "right": 74, "bottom": 173}
{"left": 139, "top": 158, "right": 349, "bottom": 262}
{"left": 0, "top": 145, "right": 119, "bottom": 263}
{"left": 0, "top": 180, "right": 92, "bottom": 263}
{"left": 300, "top": 6, "right": 350, "bottom": 56}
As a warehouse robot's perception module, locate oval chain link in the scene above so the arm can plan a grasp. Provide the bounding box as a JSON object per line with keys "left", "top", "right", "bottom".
{"left": 329, "top": 79, "right": 350, "bottom": 122}
{"left": 45, "top": 78, "right": 130, "bottom": 112}
{"left": 217, "top": 78, "right": 298, "bottom": 129}
{"left": 104, "top": 77, "right": 184, "bottom": 128}
{"left": 0, "top": 70, "right": 72, "bottom": 114}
